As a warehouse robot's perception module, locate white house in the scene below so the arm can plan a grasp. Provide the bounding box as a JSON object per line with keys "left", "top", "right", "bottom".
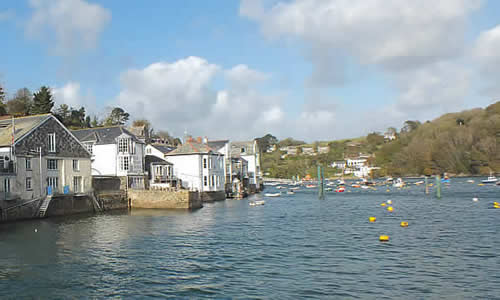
{"left": 164, "top": 138, "right": 224, "bottom": 193}
{"left": 207, "top": 140, "right": 231, "bottom": 186}
{"left": 72, "top": 126, "right": 146, "bottom": 189}
{"left": 0, "top": 114, "right": 92, "bottom": 206}
{"left": 231, "top": 140, "right": 262, "bottom": 191}
{"left": 145, "top": 143, "right": 176, "bottom": 159}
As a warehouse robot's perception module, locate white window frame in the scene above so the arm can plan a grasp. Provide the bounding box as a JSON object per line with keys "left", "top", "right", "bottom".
{"left": 47, "top": 159, "right": 58, "bottom": 170}
{"left": 4, "top": 178, "right": 10, "bottom": 193}
{"left": 120, "top": 156, "right": 130, "bottom": 171}
{"left": 73, "top": 176, "right": 82, "bottom": 193}
{"left": 204, "top": 176, "right": 207, "bottom": 186}
{"left": 47, "top": 177, "right": 58, "bottom": 189}
{"left": 118, "top": 138, "right": 129, "bottom": 153}
{"left": 26, "top": 157, "right": 32, "bottom": 170}
{"left": 203, "top": 158, "right": 207, "bottom": 169}
{"left": 84, "top": 142, "right": 93, "bottom": 155}
{"left": 48, "top": 133, "right": 56, "bottom": 153}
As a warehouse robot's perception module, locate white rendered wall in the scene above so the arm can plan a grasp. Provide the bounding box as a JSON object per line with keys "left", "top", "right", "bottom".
{"left": 92, "top": 144, "right": 117, "bottom": 176}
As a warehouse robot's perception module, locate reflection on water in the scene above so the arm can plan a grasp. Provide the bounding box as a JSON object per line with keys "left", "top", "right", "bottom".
{"left": 0, "top": 178, "right": 499, "bottom": 298}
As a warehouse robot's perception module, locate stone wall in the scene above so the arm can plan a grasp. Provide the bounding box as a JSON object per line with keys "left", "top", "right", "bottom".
{"left": 46, "top": 194, "right": 95, "bottom": 217}
{"left": 96, "top": 191, "right": 128, "bottom": 211}
{"left": 129, "top": 189, "right": 202, "bottom": 209}
{"left": 200, "top": 191, "right": 226, "bottom": 202}
{"left": 93, "top": 176, "right": 122, "bottom": 193}
{"left": 0, "top": 198, "right": 42, "bottom": 222}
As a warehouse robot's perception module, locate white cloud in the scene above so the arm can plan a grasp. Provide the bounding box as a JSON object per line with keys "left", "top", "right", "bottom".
{"left": 115, "top": 57, "right": 285, "bottom": 140}
{"left": 52, "top": 82, "right": 96, "bottom": 112}
{"left": 474, "top": 24, "right": 500, "bottom": 96}
{"left": 26, "top": 0, "right": 111, "bottom": 55}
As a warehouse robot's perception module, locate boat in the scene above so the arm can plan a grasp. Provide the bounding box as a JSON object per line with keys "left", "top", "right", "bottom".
{"left": 264, "top": 193, "right": 281, "bottom": 197}
{"left": 482, "top": 176, "right": 498, "bottom": 184}
{"left": 249, "top": 200, "right": 265, "bottom": 206}
{"left": 286, "top": 191, "right": 295, "bottom": 195}
{"left": 290, "top": 187, "right": 300, "bottom": 190}
{"left": 276, "top": 186, "right": 286, "bottom": 189}
{"left": 467, "top": 179, "right": 475, "bottom": 183}
{"left": 414, "top": 180, "right": 424, "bottom": 185}
{"left": 337, "top": 179, "right": 345, "bottom": 185}
{"left": 361, "top": 185, "right": 369, "bottom": 189}
{"left": 335, "top": 186, "right": 345, "bottom": 192}
{"left": 306, "top": 184, "right": 317, "bottom": 188}
{"left": 351, "top": 184, "right": 360, "bottom": 188}
{"left": 393, "top": 178, "right": 404, "bottom": 188}
{"left": 325, "top": 187, "right": 333, "bottom": 192}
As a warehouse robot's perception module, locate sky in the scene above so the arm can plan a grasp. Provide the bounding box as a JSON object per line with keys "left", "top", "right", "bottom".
{"left": 1, "top": 0, "right": 500, "bottom": 142}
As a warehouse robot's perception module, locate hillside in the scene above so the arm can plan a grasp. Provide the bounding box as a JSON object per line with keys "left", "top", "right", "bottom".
{"left": 260, "top": 102, "right": 500, "bottom": 178}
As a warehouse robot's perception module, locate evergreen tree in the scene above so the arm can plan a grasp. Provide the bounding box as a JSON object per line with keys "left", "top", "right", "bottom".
{"left": 7, "top": 88, "right": 32, "bottom": 116}
{"left": 31, "top": 86, "right": 54, "bottom": 114}
{"left": 90, "top": 116, "right": 99, "bottom": 128}
{"left": 104, "top": 107, "right": 129, "bottom": 126}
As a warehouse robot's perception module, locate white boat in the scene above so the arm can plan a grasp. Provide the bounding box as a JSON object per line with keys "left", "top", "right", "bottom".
{"left": 286, "top": 191, "right": 295, "bottom": 195}
{"left": 393, "top": 178, "right": 404, "bottom": 188}
{"left": 290, "top": 187, "right": 300, "bottom": 190}
{"left": 249, "top": 200, "right": 265, "bottom": 206}
{"left": 264, "top": 193, "right": 281, "bottom": 197}
{"left": 265, "top": 182, "right": 279, "bottom": 186}
{"left": 337, "top": 179, "right": 345, "bottom": 185}
{"left": 276, "top": 186, "right": 286, "bottom": 189}
{"left": 482, "top": 176, "right": 498, "bottom": 184}
{"left": 414, "top": 180, "right": 424, "bottom": 185}
{"left": 467, "top": 179, "right": 475, "bottom": 183}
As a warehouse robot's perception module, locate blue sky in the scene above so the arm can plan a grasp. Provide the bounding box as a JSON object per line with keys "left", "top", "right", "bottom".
{"left": 1, "top": 0, "right": 500, "bottom": 141}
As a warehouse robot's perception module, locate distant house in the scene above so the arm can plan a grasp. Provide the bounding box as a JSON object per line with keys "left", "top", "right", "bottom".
{"left": 72, "top": 126, "right": 146, "bottom": 189}
{"left": 331, "top": 161, "right": 346, "bottom": 169}
{"left": 165, "top": 138, "right": 224, "bottom": 193}
{"left": 145, "top": 143, "right": 176, "bottom": 159}
{"left": 0, "top": 114, "right": 92, "bottom": 203}
{"left": 266, "top": 144, "right": 277, "bottom": 153}
{"left": 207, "top": 139, "right": 231, "bottom": 186}
{"left": 384, "top": 131, "right": 396, "bottom": 141}
{"left": 285, "top": 146, "right": 298, "bottom": 156}
{"left": 301, "top": 146, "right": 315, "bottom": 155}
{"left": 231, "top": 140, "right": 262, "bottom": 191}
{"left": 318, "top": 146, "right": 330, "bottom": 154}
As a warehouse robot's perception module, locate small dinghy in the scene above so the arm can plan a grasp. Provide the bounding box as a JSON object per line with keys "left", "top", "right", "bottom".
{"left": 249, "top": 200, "right": 265, "bottom": 206}
{"left": 264, "top": 193, "right": 281, "bottom": 197}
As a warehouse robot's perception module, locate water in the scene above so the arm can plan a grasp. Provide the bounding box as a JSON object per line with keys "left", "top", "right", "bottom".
{"left": 1, "top": 178, "right": 499, "bottom": 299}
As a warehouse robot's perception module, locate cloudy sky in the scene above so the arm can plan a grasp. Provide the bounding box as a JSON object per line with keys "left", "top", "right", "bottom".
{"left": 1, "top": 0, "right": 499, "bottom": 141}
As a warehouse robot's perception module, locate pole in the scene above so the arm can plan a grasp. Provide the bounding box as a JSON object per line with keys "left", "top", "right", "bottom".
{"left": 318, "top": 165, "right": 324, "bottom": 199}
{"left": 425, "top": 176, "right": 429, "bottom": 194}
{"left": 435, "top": 175, "right": 441, "bottom": 199}
{"left": 39, "top": 147, "right": 43, "bottom": 197}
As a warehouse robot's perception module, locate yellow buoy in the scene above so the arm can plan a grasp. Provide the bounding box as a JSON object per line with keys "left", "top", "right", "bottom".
{"left": 494, "top": 204, "right": 500, "bottom": 209}
{"left": 387, "top": 206, "right": 394, "bottom": 212}
{"left": 369, "top": 217, "right": 376, "bottom": 222}
{"left": 494, "top": 202, "right": 499, "bottom": 206}
{"left": 381, "top": 203, "right": 387, "bottom": 207}
{"left": 400, "top": 221, "right": 408, "bottom": 227}
{"left": 379, "top": 235, "right": 389, "bottom": 242}
{"left": 386, "top": 189, "right": 390, "bottom": 192}
{"left": 478, "top": 183, "right": 485, "bottom": 186}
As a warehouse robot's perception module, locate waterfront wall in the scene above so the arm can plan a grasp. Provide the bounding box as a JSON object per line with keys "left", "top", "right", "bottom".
{"left": 1, "top": 198, "right": 42, "bottom": 223}
{"left": 46, "top": 195, "right": 95, "bottom": 217}
{"left": 199, "top": 191, "right": 226, "bottom": 202}
{"left": 129, "top": 189, "right": 203, "bottom": 209}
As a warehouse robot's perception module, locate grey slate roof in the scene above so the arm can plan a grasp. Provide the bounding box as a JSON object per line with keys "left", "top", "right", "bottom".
{"left": 230, "top": 140, "right": 256, "bottom": 156}
{"left": 72, "top": 126, "right": 142, "bottom": 145}
{"left": 0, "top": 114, "right": 51, "bottom": 147}
{"left": 145, "top": 155, "right": 172, "bottom": 165}
{"left": 150, "top": 144, "right": 176, "bottom": 154}
{"left": 207, "top": 140, "right": 229, "bottom": 151}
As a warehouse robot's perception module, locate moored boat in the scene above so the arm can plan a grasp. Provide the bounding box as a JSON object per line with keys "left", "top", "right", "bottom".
{"left": 264, "top": 193, "right": 281, "bottom": 197}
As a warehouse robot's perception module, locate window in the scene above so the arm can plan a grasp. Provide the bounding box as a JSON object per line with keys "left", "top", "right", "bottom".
{"left": 48, "top": 133, "right": 56, "bottom": 152}
{"left": 119, "top": 156, "right": 129, "bottom": 171}
{"left": 26, "top": 158, "right": 32, "bottom": 170}
{"left": 73, "top": 176, "right": 82, "bottom": 193}
{"left": 47, "top": 159, "right": 58, "bottom": 170}
{"left": 216, "top": 175, "right": 219, "bottom": 187}
{"left": 73, "top": 160, "right": 79, "bottom": 171}
{"left": 26, "top": 177, "right": 32, "bottom": 191}
{"left": 204, "top": 176, "right": 207, "bottom": 186}
{"left": 4, "top": 178, "right": 10, "bottom": 193}
{"left": 47, "top": 177, "right": 58, "bottom": 189}
{"left": 84, "top": 143, "right": 93, "bottom": 155}
{"left": 146, "top": 148, "right": 151, "bottom": 154}
{"left": 203, "top": 158, "right": 207, "bottom": 169}
{"left": 241, "top": 147, "right": 245, "bottom": 153}
{"left": 118, "top": 138, "right": 129, "bottom": 153}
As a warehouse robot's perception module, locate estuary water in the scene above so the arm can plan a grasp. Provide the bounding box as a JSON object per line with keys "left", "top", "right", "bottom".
{"left": 1, "top": 178, "right": 499, "bottom": 299}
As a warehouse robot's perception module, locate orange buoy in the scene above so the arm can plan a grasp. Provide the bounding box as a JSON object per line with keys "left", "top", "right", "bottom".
{"left": 369, "top": 217, "right": 376, "bottom": 222}
{"left": 379, "top": 235, "right": 389, "bottom": 242}
{"left": 400, "top": 221, "right": 408, "bottom": 227}
{"left": 387, "top": 206, "right": 394, "bottom": 212}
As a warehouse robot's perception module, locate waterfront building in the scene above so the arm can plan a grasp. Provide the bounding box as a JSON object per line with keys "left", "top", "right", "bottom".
{"left": 144, "top": 155, "right": 176, "bottom": 189}
{"left": 145, "top": 143, "right": 176, "bottom": 159}
{"left": 72, "top": 126, "right": 146, "bottom": 189}
{"left": 0, "top": 114, "right": 92, "bottom": 204}
{"left": 164, "top": 137, "right": 225, "bottom": 193}
{"left": 230, "top": 140, "right": 262, "bottom": 191}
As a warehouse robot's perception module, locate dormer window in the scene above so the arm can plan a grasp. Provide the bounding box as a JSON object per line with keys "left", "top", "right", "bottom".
{"left": 48, "top": 133, "right": 56, "bottom": 152}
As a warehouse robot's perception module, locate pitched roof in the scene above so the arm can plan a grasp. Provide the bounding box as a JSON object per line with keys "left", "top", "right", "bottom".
{"left": 149, "top": 143, "right": 176, "bottom": 154}
{"left": 71, "top": 126, "right": 142, "bottom": 145}
{"left": 230, "top": 140, "right": 256, "bottom": 155}
{"left": 165, "top": 140, "right": 215, "bottom": 156}
{"left": 207, "top": 140, "right": 229, "bottom": 151}
{"left": 0, "top": 114, "right": 52, "bottom": 147}
{"left": 145, "top": 155, "right": 172, "bottom": 165}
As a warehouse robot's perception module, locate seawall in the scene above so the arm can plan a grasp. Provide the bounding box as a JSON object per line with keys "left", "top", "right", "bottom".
{"left": 129, "top": 189, "right": 203, "bottom": 209}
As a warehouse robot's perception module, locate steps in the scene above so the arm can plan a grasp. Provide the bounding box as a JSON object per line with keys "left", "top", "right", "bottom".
{"left": 38, "top": 196, "right": 52, "bottom": 218}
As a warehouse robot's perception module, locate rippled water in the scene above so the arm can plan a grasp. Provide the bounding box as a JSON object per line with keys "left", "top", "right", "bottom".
{"left": 1, "top": 178, "right": 499, "bottom": 299}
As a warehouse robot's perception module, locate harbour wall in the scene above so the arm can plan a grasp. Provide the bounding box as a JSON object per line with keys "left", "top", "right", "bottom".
{"left": 129, "top": 189, "right": 203, "bottom": 209}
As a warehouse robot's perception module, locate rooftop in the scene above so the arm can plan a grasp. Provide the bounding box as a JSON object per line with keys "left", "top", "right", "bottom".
{"left": 72, "top": 126, "right": 142, "bottom": 145}
{"left": 165, "top": 140, "right": 215, "bottom": 156}
{"left": 149, "top": 143, "right": 176, "bottom": 154}
{"left": 0, "top": 114, "right": 52, "bottom": 147}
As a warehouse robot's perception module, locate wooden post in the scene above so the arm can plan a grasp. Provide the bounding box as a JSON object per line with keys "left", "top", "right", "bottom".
{"left": 435, "top": 175, "right": 441, "bottom": 199}
{"left": 425, "top": 176, "right": 429, "bottom": 194}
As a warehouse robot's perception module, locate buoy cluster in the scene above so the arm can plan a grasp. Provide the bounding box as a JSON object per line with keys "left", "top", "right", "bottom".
{"left": 494, "top": 202, "right": 499, "bottom": 209}
{"left": 372, "top": 199, "right": 409, "bottom": 243}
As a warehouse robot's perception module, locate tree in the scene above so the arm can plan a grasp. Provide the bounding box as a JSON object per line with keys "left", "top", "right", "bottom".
{"left": 7, "top": 88, "right": 32, "bottom": 116}
{"left": 456, "top": 118, "right": 465, "bottom": 126}
{"left": 54, "top": 104, "right": 71, "bottom": 125}
{"left": 104, "top": 107, "right": 129, "bottom": 126}
{"left": 85, "top": 116, "right": 91, "bottom": 128}
{"left": 0, "top": 84, "right": 7, "bottom": 116}
{"left": 256, "top": 133, "right": 278, "bottom": 152}
{"left": 401, "top": 120, "right": 421, "bottom": 133}
{"left": 31, "top": 86, "right": 54, "bottom": 114}
{"left": 90, "top": 116, "right": 100, "bottom": 127}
